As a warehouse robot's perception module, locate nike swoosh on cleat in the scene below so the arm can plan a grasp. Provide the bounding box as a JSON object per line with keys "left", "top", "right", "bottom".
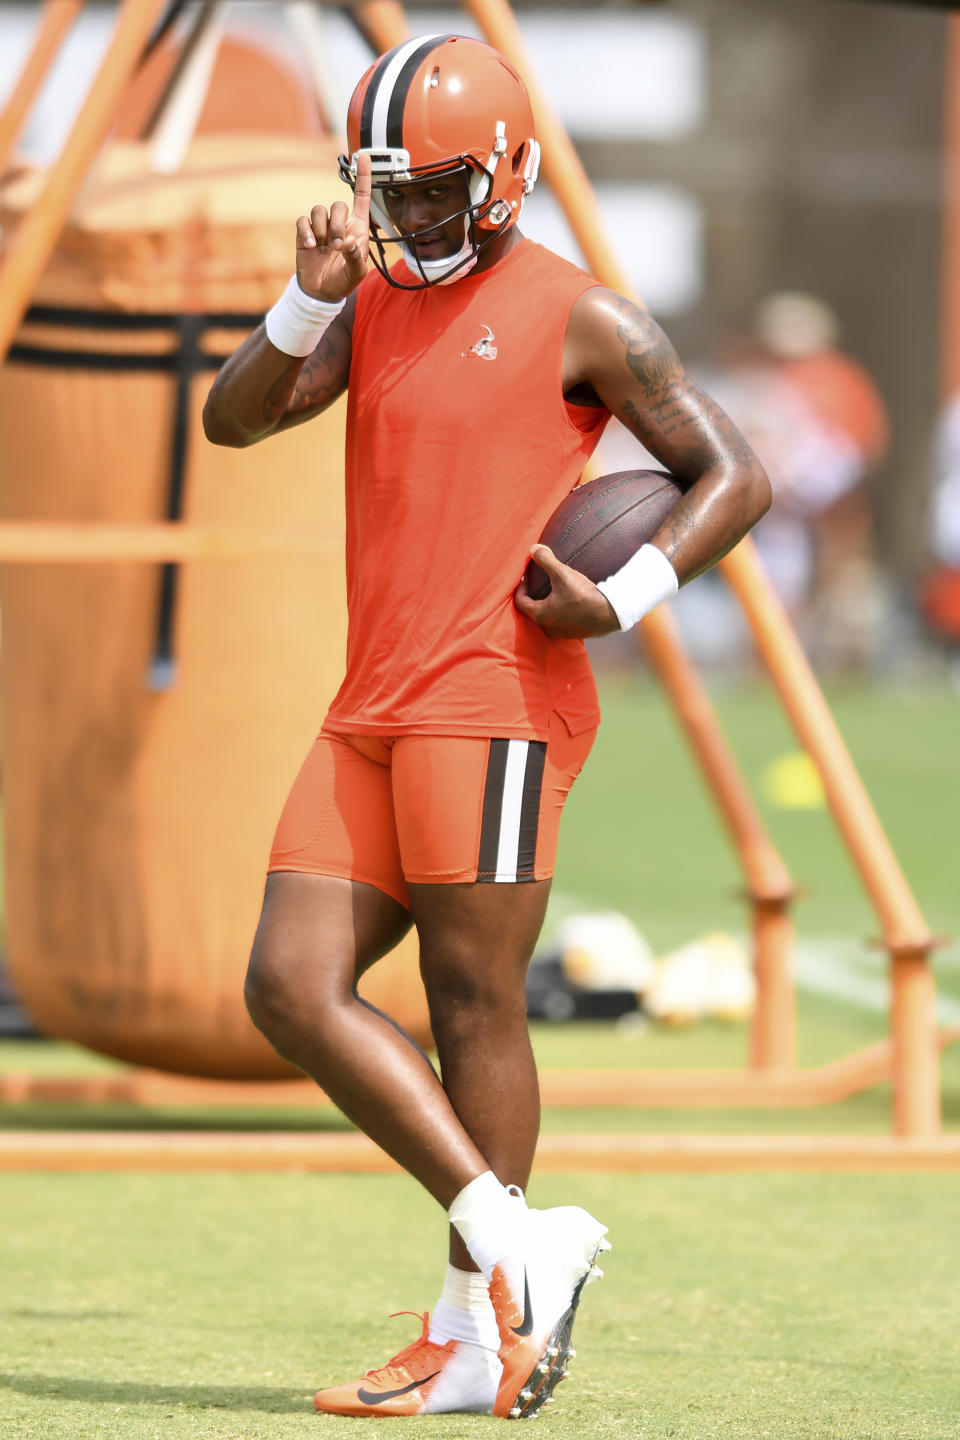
{"left": 511, "top": 1269, "right": 534, "bottom": 1337}
{"left": 355, "top": 1372, "right": 439, "bottom": 1406}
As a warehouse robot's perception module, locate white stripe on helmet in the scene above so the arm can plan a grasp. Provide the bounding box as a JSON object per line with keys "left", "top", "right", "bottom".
{"left": 370, "top": 33, "right": 444, "bottom": 148}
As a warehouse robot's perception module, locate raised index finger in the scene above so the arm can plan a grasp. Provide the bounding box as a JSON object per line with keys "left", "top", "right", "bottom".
{"left": 352, "top": 151, "right": 372, "bottom": 224}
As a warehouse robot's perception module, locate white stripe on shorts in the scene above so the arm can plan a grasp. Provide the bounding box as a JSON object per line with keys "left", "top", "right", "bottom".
{"left": 494, "top": 739, "right": 529, "bottom": 882}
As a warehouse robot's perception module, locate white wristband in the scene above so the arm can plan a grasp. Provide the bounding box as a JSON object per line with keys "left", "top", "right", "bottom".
{"left": 596, "top": 543, "right": 679, "bottom": 631}
{"left": 265, "top": 275, "right": 345, "bottom": 357}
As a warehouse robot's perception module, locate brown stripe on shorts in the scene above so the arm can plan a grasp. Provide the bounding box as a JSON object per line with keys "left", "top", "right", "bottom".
{"left": 477, "top": 739, "right": 548, "bottom": 883}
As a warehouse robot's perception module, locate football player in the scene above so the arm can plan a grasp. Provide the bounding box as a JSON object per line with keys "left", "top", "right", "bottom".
{"left": 204, "top": 34, "right": 770, "bottom": 1419}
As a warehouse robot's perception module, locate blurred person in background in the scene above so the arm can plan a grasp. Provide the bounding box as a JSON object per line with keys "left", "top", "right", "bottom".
{"left": 920, "top": 392, "right": 960, "bottom": 685}
{"left": 590, "top": 291, "right": 889, "bottom": 672}
{"left": 705, "top": 291, "right": 890, "bottom": 669}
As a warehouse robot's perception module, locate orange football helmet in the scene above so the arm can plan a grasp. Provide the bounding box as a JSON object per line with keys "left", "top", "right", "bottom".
{"left": 338, "top": 34, "right": 540, "bottom": 288}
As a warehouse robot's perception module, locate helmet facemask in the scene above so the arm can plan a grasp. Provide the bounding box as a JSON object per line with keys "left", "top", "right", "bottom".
{"left": 338, "top": 148, "right": 517, "bottom": 290}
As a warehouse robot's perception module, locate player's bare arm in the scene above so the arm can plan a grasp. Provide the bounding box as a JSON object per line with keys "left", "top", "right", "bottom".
{"left": 516, "top": 287, "right": 770, "bottom": 639}
{"left": 203, "top": 155, "right": 373, "bottom": 448}
{"left": 571, "top": 289, "right": 771, "bottom": 578}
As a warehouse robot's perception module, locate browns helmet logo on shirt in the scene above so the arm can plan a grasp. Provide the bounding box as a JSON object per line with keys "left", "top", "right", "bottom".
{"left": 460, "top": 324, "right": 498, "bottom": 360}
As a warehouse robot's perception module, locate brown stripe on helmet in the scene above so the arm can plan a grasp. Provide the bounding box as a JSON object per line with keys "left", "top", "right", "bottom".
{"left": 359, "top": 47, "right": 396, "bottom": 149}
{"left": 385, "top": 34, "right": 457, "bottom": 151}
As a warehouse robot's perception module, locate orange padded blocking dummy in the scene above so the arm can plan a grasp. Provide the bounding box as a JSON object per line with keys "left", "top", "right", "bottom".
{"left": 0, "top": 134, "right": 431, "bottom": 1077}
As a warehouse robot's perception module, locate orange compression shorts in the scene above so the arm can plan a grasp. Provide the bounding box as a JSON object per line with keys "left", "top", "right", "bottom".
{"left": 267, "top": 713, "right": 597, "bottom": 909}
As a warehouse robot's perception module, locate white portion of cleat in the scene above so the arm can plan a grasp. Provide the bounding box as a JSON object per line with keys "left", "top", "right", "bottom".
{"left": 487, "top": 1203, "right": 610, "bottom": 1419}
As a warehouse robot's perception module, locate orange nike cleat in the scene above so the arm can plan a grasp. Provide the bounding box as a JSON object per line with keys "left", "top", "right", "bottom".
{"left": 488, "top": 1205, "right": 610, "bottom": 1419}
{"left": 313, "top": 1312, "right": 501, "bottom": 1417}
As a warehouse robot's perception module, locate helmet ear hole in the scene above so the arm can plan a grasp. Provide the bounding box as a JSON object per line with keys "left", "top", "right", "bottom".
{"left": 511, "top": 143, "right": 525, "bottom": 175}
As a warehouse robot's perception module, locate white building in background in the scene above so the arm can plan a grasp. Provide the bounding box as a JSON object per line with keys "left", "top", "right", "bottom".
{"left": 0, "top": 1, "right": 707, "bottom": 317}
{"left": 405, "top": 6, "right": 706, "bottom": 314}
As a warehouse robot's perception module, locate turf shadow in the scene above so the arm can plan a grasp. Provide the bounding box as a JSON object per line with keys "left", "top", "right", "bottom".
{"left": 0, "top": 1373, "right": 310, "bottom": 1413}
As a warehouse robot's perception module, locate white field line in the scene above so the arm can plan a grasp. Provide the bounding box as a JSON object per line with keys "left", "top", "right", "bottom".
{"left": 793, "top": 938, "right": 960, "bottom": 1025}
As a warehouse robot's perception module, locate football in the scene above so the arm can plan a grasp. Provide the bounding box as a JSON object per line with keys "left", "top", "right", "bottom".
{"left": 524, "top": 469, "right": 685, "bottom": 600}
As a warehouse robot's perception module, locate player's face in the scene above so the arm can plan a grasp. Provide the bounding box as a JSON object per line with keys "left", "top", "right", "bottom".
{"left": 380, "top": 171, "right": 473, "bottom": 259}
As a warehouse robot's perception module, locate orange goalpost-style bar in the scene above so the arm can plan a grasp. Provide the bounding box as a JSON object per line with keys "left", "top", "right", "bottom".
{"left": 459, "top": 0, "right": 943, "bottom": 1138}
{"left": 722, "top": 542, "right": 941, "bottom": 1137}
{"left": 2, "top": 1129, "right": 960, "bottom": 1175}
{"left": 357, "top": 0, "right": 946, "bottom": 1138}
{"left": 0, "top": 0, "right": 948, "bottom": 1153}
{"left": 0, "top": 0, "right": 168, "bottom": 365}
{"left": 0, "top": 0, "right": 83, "bottom": 175}
{"left": 0, "top": 0, "right": 803, "bottom": 1083}
{"left": 0, "top": 522, "right": 343, "bottom": 562}
{"left": 2, "top": 1023, "right": 958, "bottom": 1112}
{"left": 357, "top": 3, "right": 802, "bottom": 1080}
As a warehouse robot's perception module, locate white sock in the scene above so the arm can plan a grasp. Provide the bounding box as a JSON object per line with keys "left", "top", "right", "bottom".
{"left": 428, "top": 1265, "right": 500, "bottom": 1350}
{"left": 448, "top": 1172, "right": 526, "bottom": 1281}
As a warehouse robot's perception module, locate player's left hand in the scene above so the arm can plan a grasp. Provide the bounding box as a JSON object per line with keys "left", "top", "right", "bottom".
{"left": 514, "top": 545, "right": 622, "bottom": 639}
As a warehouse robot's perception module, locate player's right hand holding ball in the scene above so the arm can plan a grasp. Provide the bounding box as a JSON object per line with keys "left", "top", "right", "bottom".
{"left": 295, "top": 151, "right": 372, "bottom": 303}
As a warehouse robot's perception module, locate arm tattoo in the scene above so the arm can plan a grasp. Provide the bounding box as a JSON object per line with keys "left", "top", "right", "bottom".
{"left": 615, "top": 299, "right": 756, "bottom": 480}
{"left": 281, "top": 330, "right": 350, "bottom": 424}
{"left": 615, "top": 300, "right": 690, "bottom": 439}
{"left": 261, "top": 356, "right": 306, "bottom": 424}
{"left": 261, "top": 331, "right": 347, "bottom": 428}
{"left": 658, "top": 499, "right": 701, "bottom": 563}
{"left": 603, "top": 299, "right": 770, "bottom": 577}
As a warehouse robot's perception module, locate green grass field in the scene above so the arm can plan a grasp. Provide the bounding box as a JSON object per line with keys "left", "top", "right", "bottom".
{"left": 557, "top": 673, "right": 960, "bottom": 954}
{"left": 2, "top": 678, "right": 959, "bottom": 1437}
{"left": 2, "top": 1172, "right": 959, "bottom": 1439}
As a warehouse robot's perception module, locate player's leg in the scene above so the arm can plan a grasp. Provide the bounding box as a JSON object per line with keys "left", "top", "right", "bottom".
{"left": 393, "top": 715, "right": 596, "bottom": 1218}
{"left": 244, "top": 733, "right": 489, "bottom": 1203}
{"left": 251, "top": 870, "right": 508, "bottom": 1418}
{"left": 410, "top": 877, "right": 608, "bottom": 1420}
{"left": 410, "top": 876, "right": 547, "bottom": 1226}
{"left": 253, "top": 734, "right": 511, "bottom": 1418}
{"left": 394, "top": 717, "right": 608, "bottom": 1418}
{"left": 408, "top": 876, "right": 546, "bottom": 1375}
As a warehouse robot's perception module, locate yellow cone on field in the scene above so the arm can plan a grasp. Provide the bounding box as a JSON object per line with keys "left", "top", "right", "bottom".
{"left": 761, "top": 751, "right": 826, "bottom": 810}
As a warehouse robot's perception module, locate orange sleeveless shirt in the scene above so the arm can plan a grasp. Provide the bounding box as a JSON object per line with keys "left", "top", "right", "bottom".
{"left": 323, "top": 238, "right": 608, "bottom": 741}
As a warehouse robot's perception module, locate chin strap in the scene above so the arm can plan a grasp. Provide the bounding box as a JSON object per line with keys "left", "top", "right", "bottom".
{"left": 400, "top": 217, "right": 479, "bottom": 286}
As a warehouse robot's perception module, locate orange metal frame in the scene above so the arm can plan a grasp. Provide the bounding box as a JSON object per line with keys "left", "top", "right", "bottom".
{"left": 356, "top": 0, "right": 948, "bottom": 1142}
{"left": 0, "top": 0, "right": 84, "bottom": 175}
{"left": 0, "top": 0, "right": 169, "bottom": 358}
{"left": 1, "top": 1025, "right": 958, "bottom": 1112}
{"left": 2, "top": 1130, "right": 960, "bottom": 1175}
{"left": 0, "top": 522, "right": 342, "bottom": 561}
{"left": 0, "top": 0, "right": 952, "bottom": 1166}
